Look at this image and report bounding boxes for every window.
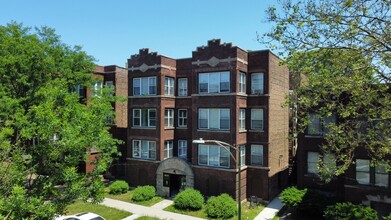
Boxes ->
[105,81,114,95]
[198,144,230,168]
[178,140,187,158]
[307,114,336,136]
[251,145,263,166]
[132,140,156,160]
[178,78,188,96]
[133,77,156,96]
[251,109,264,130]
[239,72,246,93]
[356,159,389,187]
[178,109,187,127]
[199,71,230,94]
[251,73,264,94]
[164,77,175,96]
[92,81,103,97]
[240,145,246,166]
[239,109,246,131]
[356,159,370,184]
[307,152,320,174]
[164,109,174,128]
[75,85,86,98]
[164,141,173,159]
[198,108,230,130]
[133,109,156,127]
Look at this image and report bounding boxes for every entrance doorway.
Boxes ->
[164,173,186,197]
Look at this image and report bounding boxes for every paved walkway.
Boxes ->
[254,196,284,220]
[103,196,284,220]
[102,198,204,220]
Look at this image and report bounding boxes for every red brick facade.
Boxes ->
[125,39,290,201]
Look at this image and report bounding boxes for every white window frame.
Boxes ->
[251,109,264,130]
[164,141,173,159]
[178,109,187,128]
[240,145,246,167]
[178,78,188,96]
[239,72,246,93]
[251,73,264,95]
[199,71,230,94]
[198,108,230,130]
[239,109,246,131]
[133,77,157,96]
[251,144,263,166]
[164,77,175,96]
[132,140,156,160]
[198,144,230,168]
[178,140,187,159]
[132,109,156,128]
[164,109,174,128]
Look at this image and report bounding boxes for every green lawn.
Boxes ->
[65,201,132,220]
[164,201,264,220]
[105,188,164,206]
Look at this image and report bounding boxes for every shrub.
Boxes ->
[279,186,307,208]
[108,180,129,195]
[205,193,237,219]
[173,188,204,210]
[324,202,378,220]
[298,190,336,217]
[132,185,156,202]
[384,213,391,220]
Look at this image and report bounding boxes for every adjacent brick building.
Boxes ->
[124,39,290,201]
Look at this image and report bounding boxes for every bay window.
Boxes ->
[164,141,173,159]
[251,109,264,130]
[164,109,174,128]
[164,77,174,96]
[198,108,230,130]
[199,71,230,94]
[133,109,156,127]
[133,77,156,96]
[178,109,187,127]
[178,78,188,96]
[239,72,246,93]
[239,109,246,131]
[251,73,264,94]
[198,144,230,168]
[251,144,263,166]
[178,140,187,158]
[132,140,156,160]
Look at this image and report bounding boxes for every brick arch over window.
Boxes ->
[156,158,194,197]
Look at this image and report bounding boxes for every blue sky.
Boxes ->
[0,0,276,66]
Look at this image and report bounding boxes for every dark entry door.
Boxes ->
[169,174,186,197]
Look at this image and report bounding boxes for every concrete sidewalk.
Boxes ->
[254,196,284,220]
[102,198,204,220]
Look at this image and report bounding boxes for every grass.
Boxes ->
[164,201,265,220]
[65,200,131,220]
[105,188,164,206]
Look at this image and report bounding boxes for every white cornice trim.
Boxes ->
[191,56,248,67]
[128,63,176,72]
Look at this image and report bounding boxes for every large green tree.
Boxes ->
[263,0,390,181]
[0,22,120,219]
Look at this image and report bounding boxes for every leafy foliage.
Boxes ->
[298,190,336,217]
[324,202,378,220]
[0,22,120,218]
[279,186,307,208]
[264,0,391,181]
[205,193,237,219]
[109,180,129,195]
[132,185,156,202]
[173,188,204,210]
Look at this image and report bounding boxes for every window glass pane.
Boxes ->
[199,109,208,129]
[133,140,140,157]
[199,145,208,165]
[133,109,140,126]
[220,72,230,92]
[251,145,263,165]
[149,109,156,127]
[209,146,219,166]
[307,152,319,174]
[251,73,264,94]
[178,78,188,96]
[308,114,321,135]
[375,163,389,187]
[356,159,370,172]
[149,141,156,159]
[178,140,187,158]
[149,77,156,95]
[251,109,264,130]
[239,109,246,130]
[209,109,219,129]
[209,73,219,93]
[199,73,208,93]
[141,141,148,159]
[220,109,230,129]
[240,145,246,166]
[141,78,149,95]
[220,147,230,167]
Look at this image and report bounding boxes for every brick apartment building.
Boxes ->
[295,103,391,214]
[123,39,290,201]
